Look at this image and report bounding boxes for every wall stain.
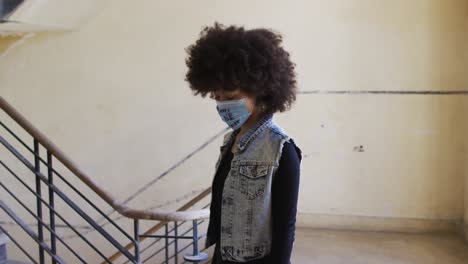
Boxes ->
[353,145,365,152]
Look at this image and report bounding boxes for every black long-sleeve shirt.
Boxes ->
[208,141,302,264]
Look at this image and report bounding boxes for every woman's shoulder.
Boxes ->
[267,121,289,140]
[268,122,302,155]
[281,139,302,162]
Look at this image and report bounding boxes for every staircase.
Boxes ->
[0,96,212,263]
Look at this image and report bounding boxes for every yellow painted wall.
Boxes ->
[1,0,468,260]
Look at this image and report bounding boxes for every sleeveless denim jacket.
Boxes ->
[206,113,299,262]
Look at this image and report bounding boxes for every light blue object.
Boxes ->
[216,98,252,130]
[183,252,209,262]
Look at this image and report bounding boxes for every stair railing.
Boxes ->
[0,96,212,264]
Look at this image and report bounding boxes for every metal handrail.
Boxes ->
[0,96,211,222]
[104,189,211,263]
[0,134,135,262]
[0,160,105,263]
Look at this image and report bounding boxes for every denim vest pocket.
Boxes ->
[238,164,269,200]
[221,243,269,262]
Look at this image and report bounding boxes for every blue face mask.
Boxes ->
[216,98,252,130]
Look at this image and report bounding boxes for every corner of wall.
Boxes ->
[464,97,468,243]
[465,58,468,244]
[464,223,468,242]
[0,32,35,61]
[465,129,468,243]
[463,215,468,242]
[465,80,468,244]
[0,36,20,53]
[463,6,468,242]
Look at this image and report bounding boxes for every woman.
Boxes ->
[185,23,302,264]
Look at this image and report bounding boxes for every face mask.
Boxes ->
[216,98,251,130]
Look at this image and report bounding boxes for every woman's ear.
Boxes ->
[246,97,258,114]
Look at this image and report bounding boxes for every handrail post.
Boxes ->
[192,220,198,260]
[183,220,208,263]
[174,221,178,264]
[47,151,57,264]
[34,139,45,264]
[134,219,141,264]
[165,223,169,263]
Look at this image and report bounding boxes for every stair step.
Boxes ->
[0,203,64,264]
[0,231,7,262]
[0,232,8,246]
[0,260,30,264]
[0,233,31,264]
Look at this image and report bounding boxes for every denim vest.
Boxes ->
[206,114,295,262]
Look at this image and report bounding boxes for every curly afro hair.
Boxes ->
[185,23,297,115]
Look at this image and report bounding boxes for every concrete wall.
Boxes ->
[1,0,468,260]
